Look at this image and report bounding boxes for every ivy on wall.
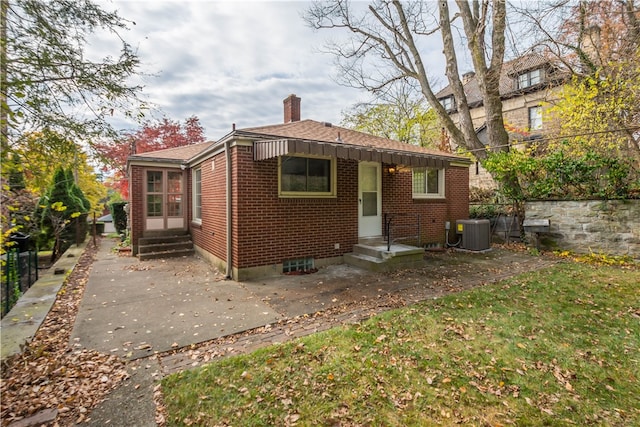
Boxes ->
[484,144,639,201]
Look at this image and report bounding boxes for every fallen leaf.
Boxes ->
[285,413,300,424]
[281,398,293,406]
[0,243,129,427]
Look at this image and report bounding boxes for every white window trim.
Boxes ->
[528,106,543,131]
[192,167,202,223]
[440,95,454,112]
[412,167,446,199]
[517,68,542,90]
[278,154,337,198]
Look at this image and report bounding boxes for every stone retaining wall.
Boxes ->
[524,200,640,259]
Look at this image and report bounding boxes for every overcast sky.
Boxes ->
[95,0,453,141]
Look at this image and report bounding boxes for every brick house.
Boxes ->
[127,95,471,280]
[437,53,568,189]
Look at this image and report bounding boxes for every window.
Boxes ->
[167,194,182,216]
[412,167,445,198]
[193,168,202,221]
[167,171,183,216]
[283,257,314,274]
[528,106,543,131]
[146,171,163,217]
[440,96,454,112]
[517,69,542,89]
[279,155,336,197]
[147,171,162,193]
[146,195,163,217]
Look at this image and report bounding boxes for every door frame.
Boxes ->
[143,168,186,232]
[358,161,382,238]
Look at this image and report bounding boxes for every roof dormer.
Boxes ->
[515,68,545,90]
[439,95,455,113]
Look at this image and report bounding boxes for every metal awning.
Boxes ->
[254,139,455,168]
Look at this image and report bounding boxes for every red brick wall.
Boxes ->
[227,147,469,269]
[131,147,470,267]
[381,165,469,246]
[445,166,471,228]
[191,152,228,262]
[232,146,359,269]
[129,165,144,252]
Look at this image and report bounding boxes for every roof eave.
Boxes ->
[254,138,470,167]
[127,157,184,167]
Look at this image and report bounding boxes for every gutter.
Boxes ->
[225,138,233,280]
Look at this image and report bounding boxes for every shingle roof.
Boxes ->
[130,141,215,162]
[239,119,459,159]
[435,53,566,105]
[129,118,467,166]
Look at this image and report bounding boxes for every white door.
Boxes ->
[358,162,382,238]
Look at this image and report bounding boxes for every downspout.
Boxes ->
[225,139,233,279]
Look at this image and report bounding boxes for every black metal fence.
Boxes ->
[1,249,39,318]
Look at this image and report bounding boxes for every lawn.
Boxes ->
[161,262,640,426]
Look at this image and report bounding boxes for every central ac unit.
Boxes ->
[456,219,491,251]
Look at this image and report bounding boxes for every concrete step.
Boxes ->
[353,243,425,259]
[138,234,192,246]
[138,248,195,261]
[138,241,194,254]
[344,253,387,272]
[353,243,386,259]
[137,233,195,261]
[345,242,425,272]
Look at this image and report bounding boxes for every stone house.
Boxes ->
[127,95,471,280]
[436,53,568,189]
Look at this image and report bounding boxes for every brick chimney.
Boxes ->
[283,94,301,123]
[462,71,475,84]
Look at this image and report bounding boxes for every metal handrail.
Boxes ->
[383,213,421,251]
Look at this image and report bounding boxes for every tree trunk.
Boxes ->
[304,0,524,200]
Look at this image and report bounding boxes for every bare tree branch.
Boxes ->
[305,0,511,162]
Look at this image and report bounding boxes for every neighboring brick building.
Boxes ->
[128,95,471,279]
[437,53,567,189]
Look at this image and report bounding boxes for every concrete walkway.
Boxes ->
[1,242,87,361]
[70,239,282,360]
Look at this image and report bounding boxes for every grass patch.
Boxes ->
[162,263,640,426]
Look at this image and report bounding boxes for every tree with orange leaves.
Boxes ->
[95,116,206,199]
